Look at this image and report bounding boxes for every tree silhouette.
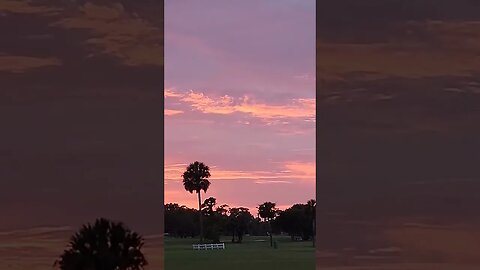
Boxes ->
[214,204,230,237]
[182,161,211,243]
[306,199,316,247]
[165,203,199,238]
[54,218,147,270]
[201,197,217,216]
[257,202,278,247]
[215,204,229,217]
[275,204,313,241]
[201,197,221,243]
[228,207,254,243]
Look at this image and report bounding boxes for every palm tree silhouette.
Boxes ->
[182,161,211,243]
[54,218,147,270]
[257,202,278,247]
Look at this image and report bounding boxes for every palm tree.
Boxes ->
[182,161,211,243]
[257,202,278,247]
[54,218,147,270]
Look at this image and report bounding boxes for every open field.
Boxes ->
[164,235,315,270]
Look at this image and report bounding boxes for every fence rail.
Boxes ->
[192,243,225,250]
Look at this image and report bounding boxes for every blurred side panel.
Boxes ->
[317,1,480,269]
[0,0,164,269]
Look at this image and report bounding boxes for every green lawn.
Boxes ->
[164,235,315,270]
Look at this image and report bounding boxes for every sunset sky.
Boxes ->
[164,0,316,210]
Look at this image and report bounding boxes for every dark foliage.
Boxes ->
[55,218,147,270]
[165,203,199,238]
[165,199,316,243]
[274,202,315,241]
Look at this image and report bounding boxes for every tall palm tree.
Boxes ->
[257,201,278,247]
[54,218,147,270]
[182,161,211,243]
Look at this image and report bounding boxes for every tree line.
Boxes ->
[165,197,316,244]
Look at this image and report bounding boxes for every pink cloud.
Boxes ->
[165,89,315,121]
[165,109,183,116]
[164,88,182,98]
[165,161,315,183]
[283,161,316,178]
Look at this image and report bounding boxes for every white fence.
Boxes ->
[192,243,225,250]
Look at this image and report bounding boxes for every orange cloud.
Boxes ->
[181,91,236,114]
[254,180,292,184]
[165,109,183,116]
[51,3,163,66]
[0,55,61,73]
[236,98,315,119]
[283,161,316,178]
[165,88,182,98]
[166,89,315,121]
[164,161,315,182]
[0,0,61,15]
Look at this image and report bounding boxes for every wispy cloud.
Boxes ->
[165,89,315,121]
[165,88,183,98]
[0,0,61,15]
[0,55,61,73]
[164,161,315,183]
[294,73,315,81]
[283,161,316,178]
[165,109,183,116]
[254,180,293,184]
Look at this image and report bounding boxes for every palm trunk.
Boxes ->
[198,191,203,243]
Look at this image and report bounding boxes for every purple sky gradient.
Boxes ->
[165,0,316,210]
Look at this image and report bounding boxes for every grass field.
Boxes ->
[164,235,315,270]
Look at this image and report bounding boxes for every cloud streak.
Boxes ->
[165,89,315,121]
[0,0,61,15]
[0,55,61,73]
[164,161,315,183]
[164,109,183,116]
